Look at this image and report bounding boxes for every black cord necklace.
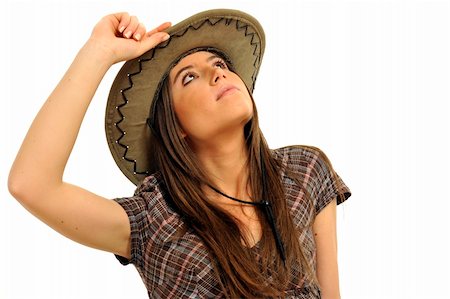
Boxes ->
[208,184,286,263]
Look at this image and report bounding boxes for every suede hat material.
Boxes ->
[105,9,265,185]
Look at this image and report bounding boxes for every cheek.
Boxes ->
[172,88,194,129]
[247,99,254,115]
[173,95,212,133]
[172,101,191,130]
[244,97,255,122]
[241,88,254,113]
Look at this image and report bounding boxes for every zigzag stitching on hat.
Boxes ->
[207,18,223,26]
[235,20,261,86]
[168,18,226,38]
[140,48,157,63]
[115,72,150,174]
[114,48,169,175]
[114,17,262,176]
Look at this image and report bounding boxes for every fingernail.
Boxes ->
[162,34,170,41]
[124,31,132,38]
[134,33,141,41]
[119,26,125,33]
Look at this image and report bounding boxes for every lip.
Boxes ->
[216,84,239,101]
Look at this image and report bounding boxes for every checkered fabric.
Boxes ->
[113,145,351,298]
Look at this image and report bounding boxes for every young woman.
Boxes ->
[8,9,350,298]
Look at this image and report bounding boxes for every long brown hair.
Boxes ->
[151,53,315,298]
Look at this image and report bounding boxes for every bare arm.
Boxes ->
[313,198,341,299]
[8,13,170,258]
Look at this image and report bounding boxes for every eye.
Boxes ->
[182,73,196,86]
[214,59,228,69]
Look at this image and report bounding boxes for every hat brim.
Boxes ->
[105,9,265,185]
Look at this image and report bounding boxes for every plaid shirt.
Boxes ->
[114,146,351,298]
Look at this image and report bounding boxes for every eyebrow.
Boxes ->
[172,54,221,85]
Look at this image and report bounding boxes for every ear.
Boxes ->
[180,129,187,138]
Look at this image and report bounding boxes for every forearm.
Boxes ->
[317,257,341,299]
[9,41,113,194]
[316,229,340,299]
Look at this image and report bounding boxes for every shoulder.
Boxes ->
[272,144,327,159]
[274,145,351,209]
[272,145,332,174]
[272,145,348,204]
[118,173,185,243]
[135,173,178,210]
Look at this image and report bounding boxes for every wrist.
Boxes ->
[80,39,117,69]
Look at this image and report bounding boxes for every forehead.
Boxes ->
[169,51,216,75]
[178,51,214,64]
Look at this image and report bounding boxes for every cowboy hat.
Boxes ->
[105,9,265,185]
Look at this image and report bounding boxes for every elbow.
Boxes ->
[8,169,46,204]
[8,170,29,203]
[8,167,61,204]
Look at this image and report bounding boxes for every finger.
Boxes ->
[140,31,170,51]
[146,22,172,37]
[116,12,131,34]
[133,22,146,41]
[155,21,172,31]
[123,15,139,39]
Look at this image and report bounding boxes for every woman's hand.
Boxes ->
[87,12,171,65]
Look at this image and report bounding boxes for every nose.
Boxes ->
[211,67,226,85]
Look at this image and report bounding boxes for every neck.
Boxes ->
[190,130,250,200]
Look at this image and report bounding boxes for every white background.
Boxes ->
[2,0,449,298]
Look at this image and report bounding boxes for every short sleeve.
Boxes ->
[311,148,351,215]
[113,194,148,268]
[112,176,159,268]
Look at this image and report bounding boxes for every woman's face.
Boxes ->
[168,51,253,144]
